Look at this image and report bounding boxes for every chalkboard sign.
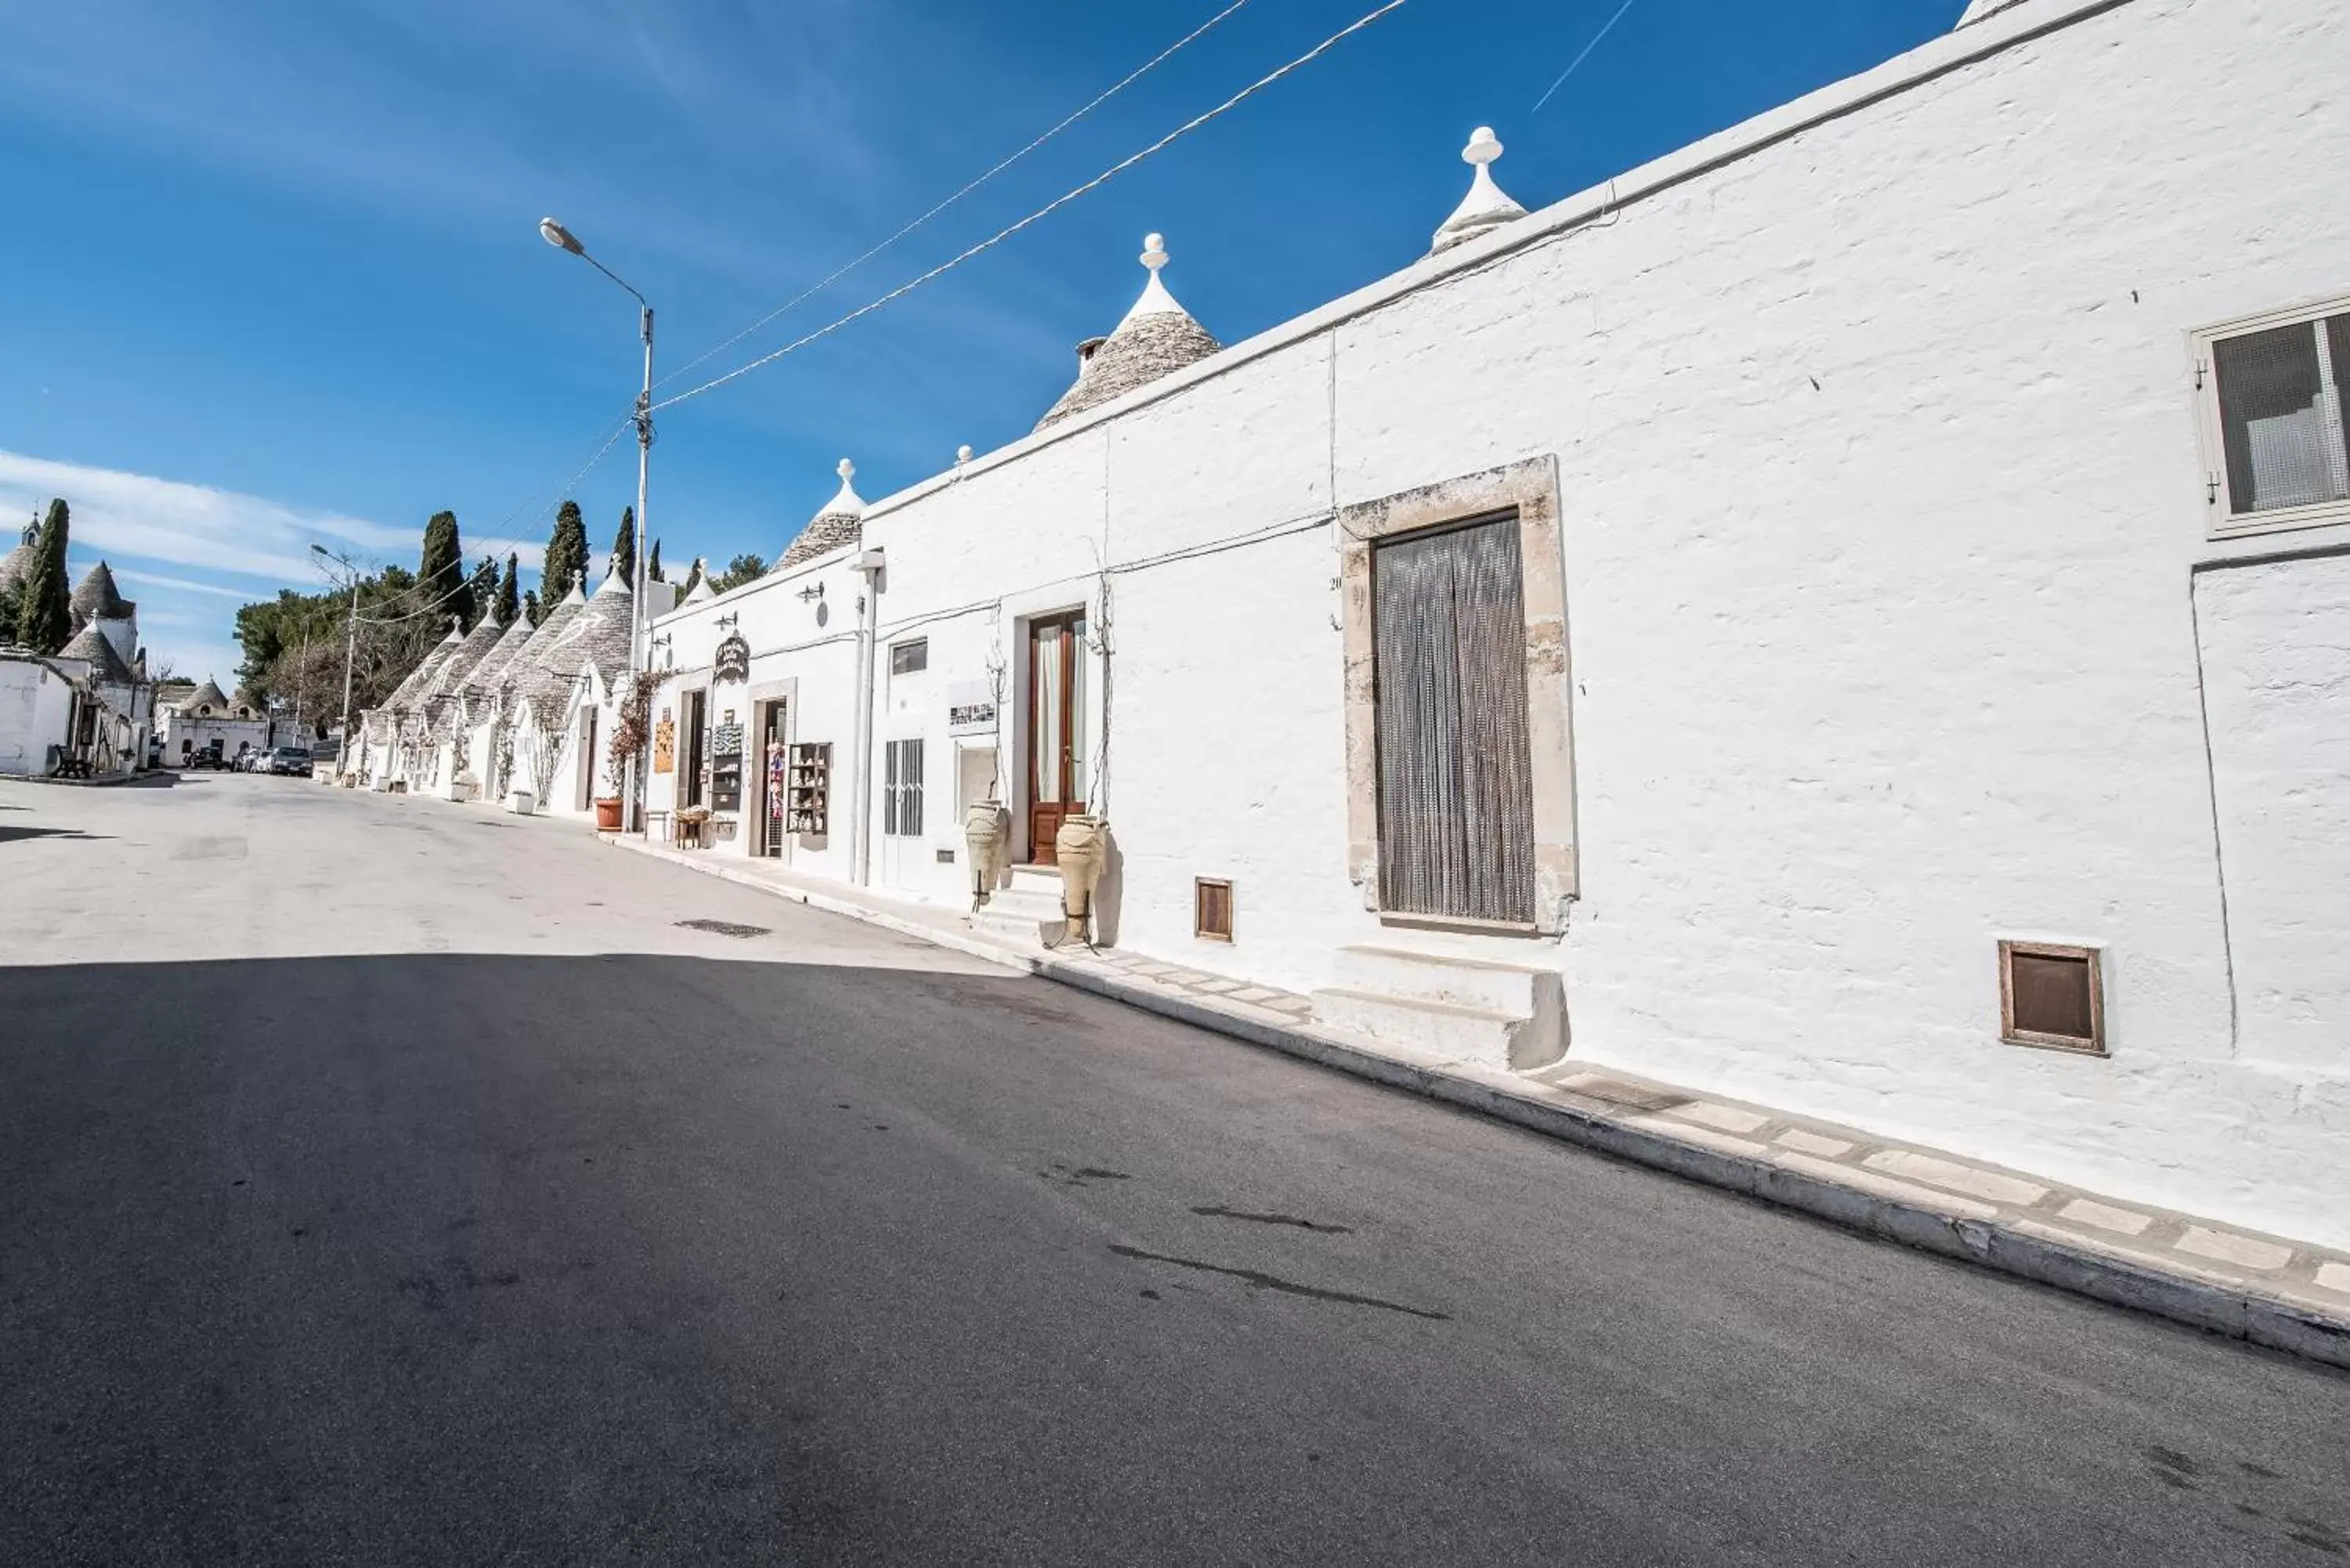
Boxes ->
[713,722,744,758]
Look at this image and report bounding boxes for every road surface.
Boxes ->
[2,774,2345,1564]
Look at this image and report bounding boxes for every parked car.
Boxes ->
[183,749,226,771]
[267,746,313,777]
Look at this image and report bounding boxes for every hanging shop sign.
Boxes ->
[947,679,998,736]
[714,632,751,683]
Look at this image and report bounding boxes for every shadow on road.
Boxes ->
[0,825,111,845]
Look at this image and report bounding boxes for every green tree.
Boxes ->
[541,500,590,605]
[710,552,765,594]
[496,553,520,627]
[611,505,637,590]
[523,588,543,626]
[15,498,72,652]
[646,538,663,583]
[678,557,704,596]
[465,556,499,628]
[419,511,466,623]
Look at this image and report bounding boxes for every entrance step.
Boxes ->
[1314,945,1566,1071]
[969,865,1069,946]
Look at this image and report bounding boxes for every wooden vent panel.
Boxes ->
[1999,941,2104,1055]
[1195,878,1234,942]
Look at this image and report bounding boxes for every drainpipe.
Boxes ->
[849,547,887,886]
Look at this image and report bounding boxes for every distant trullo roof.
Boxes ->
[775,460,865,573]
[512,565,633,722]
[60,621,135,685]
[1033,233,1220,432]
[179,678,232,714]
[70,560,135,624]
[463,608,540,698]
[0,519,36,598]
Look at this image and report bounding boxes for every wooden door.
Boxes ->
[1025,612,1087,863]
[1372,515,1537,924]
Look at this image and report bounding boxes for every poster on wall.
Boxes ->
[652,711,675,775]
[947,679,998,736]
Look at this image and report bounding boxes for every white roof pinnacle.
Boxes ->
[1431,126,1528,255]
[817,457,865,520]
[1115,232,1187,330]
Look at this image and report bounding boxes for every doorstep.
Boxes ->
[606,833,2350,1370]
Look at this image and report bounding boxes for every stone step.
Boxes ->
[1334,944,1560,1016]
[1311,987,1546,1071]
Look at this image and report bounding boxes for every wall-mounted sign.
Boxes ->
[947,679,998,736]
[714,632,751,683]
[652,714,675,775]
[712,722,744,758]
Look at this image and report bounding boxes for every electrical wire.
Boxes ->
[1532,0,1641,112]
[656,0,1255,393]
[652,0,1412,413]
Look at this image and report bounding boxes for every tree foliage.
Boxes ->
[496,554,520,627]
[419,511,467,624]
[541,500,591,606]
[233,562,440,729]
[646,538,663,583]
[523,588,543,627]
[465,556,499,630]
[15,497,74,652]
[710,552,765,594]
[611,505,637,591]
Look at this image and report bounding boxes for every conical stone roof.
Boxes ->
[380,623,465,716]
[514,568,633,722]
[70,561,134,623]
[1034,233,1220,432]
[60,622,135,685]
[418,614,507,737]
[465,609,540,697]
[0,524,35,598]
[179,678,232,714]
[776,460,866,572]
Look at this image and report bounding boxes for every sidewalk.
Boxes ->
[607,833,2350,1370]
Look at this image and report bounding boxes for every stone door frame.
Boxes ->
[1338,453,1577,934]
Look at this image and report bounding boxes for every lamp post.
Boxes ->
[310,543,361,771]
[540,216,655,833]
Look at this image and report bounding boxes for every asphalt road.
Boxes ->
[2,774,2345,1566]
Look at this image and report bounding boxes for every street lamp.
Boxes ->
[311,543,361,771]
[540,215,655,833]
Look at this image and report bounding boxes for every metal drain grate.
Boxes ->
[676,918,772,939]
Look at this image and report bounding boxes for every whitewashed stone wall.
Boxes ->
[644,0,2350,1246]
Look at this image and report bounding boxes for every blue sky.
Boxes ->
[0,0,1965,686]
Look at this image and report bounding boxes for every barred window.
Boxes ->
[884,738,924,837]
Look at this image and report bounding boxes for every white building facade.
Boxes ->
[597,0,2350,1248]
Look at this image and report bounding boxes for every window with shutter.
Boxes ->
[1372,514,1538,926]
[2194,296,2350,537]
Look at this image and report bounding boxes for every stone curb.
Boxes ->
[605,834,2350,1372]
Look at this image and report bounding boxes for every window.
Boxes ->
[1195,878,1234,941]
[884,738,924,837]
[2193,296,2350,537]
[1998,940,2105,1057]
[889,638,928,677]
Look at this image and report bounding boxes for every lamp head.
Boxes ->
[538,218,583,255]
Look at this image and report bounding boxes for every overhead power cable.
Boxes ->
[653,0,1412,413]
[656,0,1255,393]
[1532,0,1640,112]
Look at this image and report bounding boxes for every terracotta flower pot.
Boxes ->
[594,797,624,831]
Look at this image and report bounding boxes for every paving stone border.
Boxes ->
[607,831,2350,1370]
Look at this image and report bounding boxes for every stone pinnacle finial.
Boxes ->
[1430,125,1528,255]
[837,457,855,484]
[1141,233,1168,272]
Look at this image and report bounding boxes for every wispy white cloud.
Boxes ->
[0,449,402,583]
[111,569,256,601]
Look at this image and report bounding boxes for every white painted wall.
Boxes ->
[0,659,76,775]
[634,0,2350,1245]
[2196,553,2350,1076]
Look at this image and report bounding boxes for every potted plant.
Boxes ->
[596,671,656,832]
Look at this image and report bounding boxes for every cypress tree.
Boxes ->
[465,557,499,627]
[523,588,543,627]
[15,498,72,652]
[679,557,704,596]
[542,500,590,604]
[419,511,466,622]
[497,553,520,627]
[611,505,637,589]
[647,538,663,583]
